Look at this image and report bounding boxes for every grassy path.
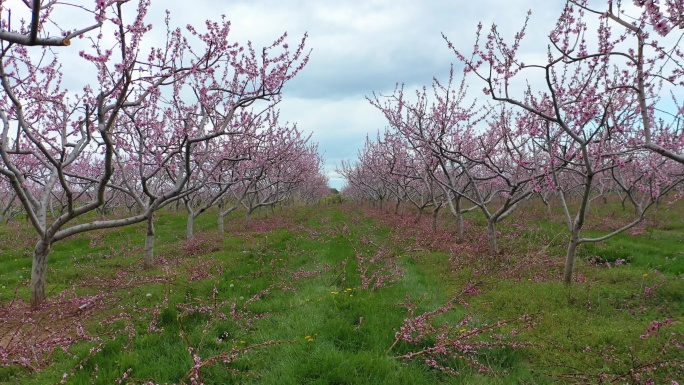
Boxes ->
[0,204,682,384]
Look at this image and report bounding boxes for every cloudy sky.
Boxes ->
[5,0,619,188]
[161,0,569,189]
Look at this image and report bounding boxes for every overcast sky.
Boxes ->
[158,0,568,189]
[5,0,623,188]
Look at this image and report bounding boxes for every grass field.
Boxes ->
[0,199,682,384]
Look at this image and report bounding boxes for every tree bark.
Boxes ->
[218,213,225,236]
[456,211,464,242]
[487,220,498,255]
[431,205,440,232]
[454,196,464,242]
[564,229,581,284]
[414,207,424,223]
[541,192,552,218]
[186,214,194,239]
[144,215,155,269]
[30,240,50,309]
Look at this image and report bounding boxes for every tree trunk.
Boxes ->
[563,230,581,284]
[0,193,16,223]
[414,207,424,223]
[563,172,592,283]
[454,196,464,242]
[541,193,552,218]
[144,215,155,269]
[218,213,225,236]
[186,214,194,239]
[30,240,51,309]
[394,197,400,214]
[432,206,440,232]
[456,211,464,242]
[487,220,497,255]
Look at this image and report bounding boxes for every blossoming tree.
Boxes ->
[0,0,308,307]
[446,0,684,281]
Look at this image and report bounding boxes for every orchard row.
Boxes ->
[0,1,328,308]
[340,1,684,283]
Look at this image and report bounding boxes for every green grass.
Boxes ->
[0,201,682,384]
